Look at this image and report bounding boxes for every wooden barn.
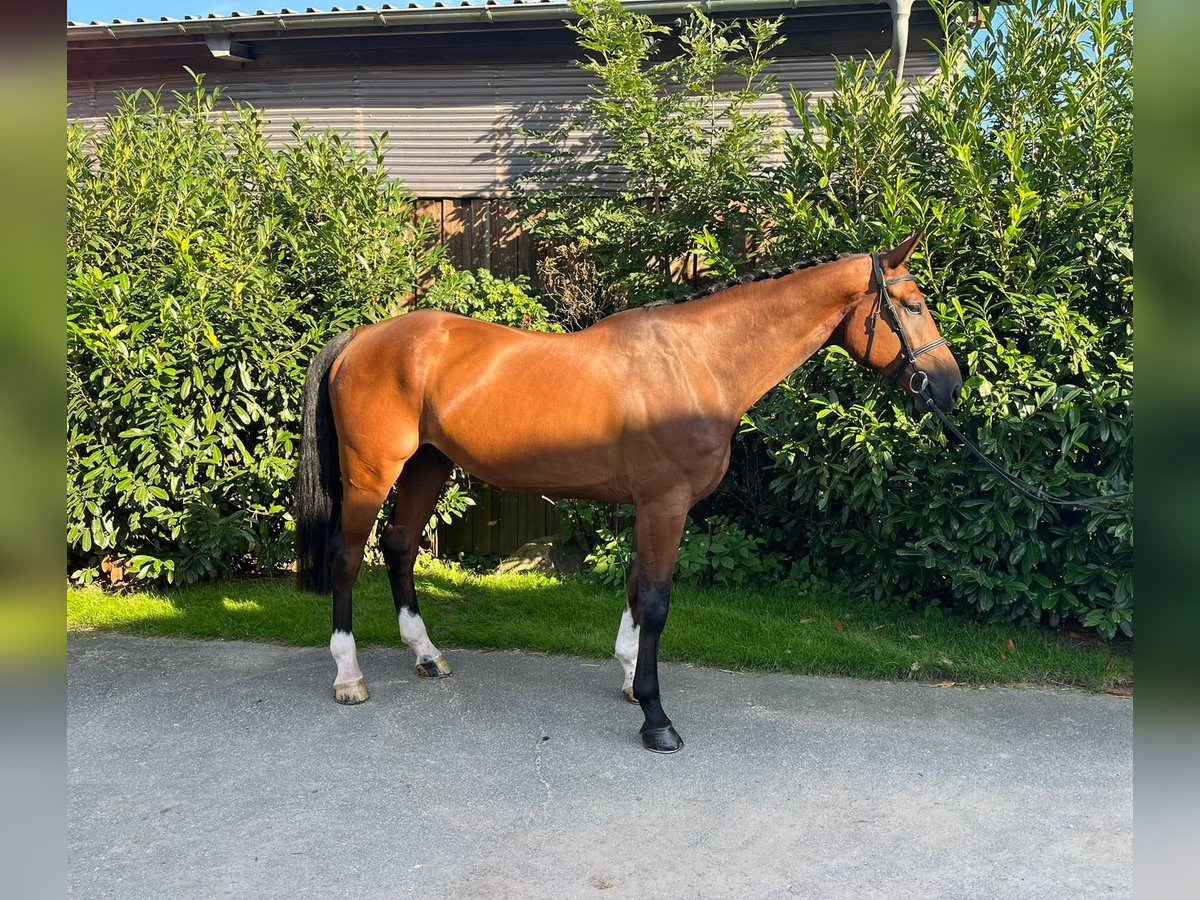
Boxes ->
[68,1,947,558]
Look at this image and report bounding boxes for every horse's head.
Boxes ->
[838,233,963,412]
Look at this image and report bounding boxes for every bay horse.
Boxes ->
[294,233,962,753]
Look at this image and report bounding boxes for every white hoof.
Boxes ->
[416,655,453,678]
[622,686,639,705]
[333,677,369,704]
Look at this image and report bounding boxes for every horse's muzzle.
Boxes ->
[912,364,963,413]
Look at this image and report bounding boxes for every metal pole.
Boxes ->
[889,0,915,79]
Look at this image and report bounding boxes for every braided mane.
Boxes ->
[678,252,862,304]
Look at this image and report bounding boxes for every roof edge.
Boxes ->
[67,1,884,41]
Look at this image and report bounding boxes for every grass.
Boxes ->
[67,558,1132,693]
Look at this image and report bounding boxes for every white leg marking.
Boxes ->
[330,630,363,687]
[615,607,640,696]
[399,608,442,665]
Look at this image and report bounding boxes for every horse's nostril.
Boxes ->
[951,384,962,405]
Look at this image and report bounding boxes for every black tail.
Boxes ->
[295,329,356,594]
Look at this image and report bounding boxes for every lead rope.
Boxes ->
[911,374,1132,513]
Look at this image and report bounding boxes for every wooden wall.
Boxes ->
[413,197,557,558]
[411,195,718,298]
[414,197,533,282]
[434,483,561,560]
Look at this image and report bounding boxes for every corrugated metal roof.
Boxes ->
[67,2,882,35]
[67,2,549,25]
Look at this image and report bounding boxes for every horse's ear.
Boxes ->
[883,231,923,269]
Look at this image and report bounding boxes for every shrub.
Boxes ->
[68,81,444,585]
[747,0,1133,635]
[417,261,561,331]
[534,0,1132,636]
[521,0,784,303]
[586,515,787,588]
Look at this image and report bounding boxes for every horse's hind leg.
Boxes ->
[330,450,411,704]
[615,535,640,704]
[379,445,455,678]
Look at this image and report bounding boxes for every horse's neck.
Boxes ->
[682,260,861,417]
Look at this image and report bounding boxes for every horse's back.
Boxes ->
[327,310,622,495]
[331,309,555,396]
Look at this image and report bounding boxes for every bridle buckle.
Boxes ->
[909,370,930,397]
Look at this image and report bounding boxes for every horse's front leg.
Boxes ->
[630,501,688,753]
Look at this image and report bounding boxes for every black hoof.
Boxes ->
[640,724,683,753]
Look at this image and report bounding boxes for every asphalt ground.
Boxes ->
[67,633,1132,899]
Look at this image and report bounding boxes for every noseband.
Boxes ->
[864,252,948,391]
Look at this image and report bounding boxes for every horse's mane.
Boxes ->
[677,252,863,304]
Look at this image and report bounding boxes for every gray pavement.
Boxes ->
[67,633,1132,899]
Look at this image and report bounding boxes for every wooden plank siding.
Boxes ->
[411,196,538,281]
[437,483,561,559]
[410,196,756,297]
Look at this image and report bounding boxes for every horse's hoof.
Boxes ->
[640,725,683,753]
[622,686,639,705]
[333,678,369,705]
[416,655,453,678]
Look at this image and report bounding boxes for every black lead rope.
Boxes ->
[919,388,1132,513]
[867,253,1132,514]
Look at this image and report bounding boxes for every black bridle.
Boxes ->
[865,252,948,390]
[866,252,1131,513]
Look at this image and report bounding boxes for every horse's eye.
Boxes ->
[904,302,923,315]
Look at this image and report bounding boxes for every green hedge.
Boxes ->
[745,1,1132,636]
[67,82,445,585]
[528,0,1132,636]
[67,3,1134,638]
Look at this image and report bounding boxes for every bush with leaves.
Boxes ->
[531,0,1132,636]
[521,0,784,304]
[586,515,787,588]
[525,0,790,553]
[417,261,561,331]
[744,0,1133,635]
[67,81,449,585]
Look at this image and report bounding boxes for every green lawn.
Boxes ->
[67,558,1131,692]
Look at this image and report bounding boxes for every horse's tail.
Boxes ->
[295,329,357,595]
